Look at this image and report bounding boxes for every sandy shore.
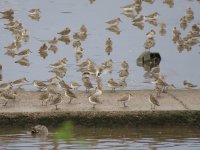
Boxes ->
[0,89,200,127]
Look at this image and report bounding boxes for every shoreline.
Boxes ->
[0,89,200,127]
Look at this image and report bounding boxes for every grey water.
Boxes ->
[1,127,200,150]
[0,0,200,91]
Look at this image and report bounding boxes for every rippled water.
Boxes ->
[0,0,200,90]
[0,127,200,149]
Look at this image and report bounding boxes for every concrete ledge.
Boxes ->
[1,111,200,127]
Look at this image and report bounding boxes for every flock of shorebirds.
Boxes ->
[0,0,199,110]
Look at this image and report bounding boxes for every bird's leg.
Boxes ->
[123,102,127,107]
[45,100,48,106]
[42,100,44,106]
[93,104,95,109]
[68,98,72,104]
[55,105,58,110]
[3,100,8,106]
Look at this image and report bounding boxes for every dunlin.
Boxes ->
[106,18,121,26]
[102,59,113,68]
[15,57,30,67]
[70,81,81,90]
[93,86,103,97]
[119,69,129,79]
[118,93,133,107]
[29,9,41,15]
[49,68,66,78]
[64,88,77,104]
[0,90,17,106]
[40,91,49,106]
[33,80,47,91]
[82,77,93,92]
[59,80,72,90]
[149,94,160,110]
[0,82,12,91]
[50,93,62,110]
[88,95,101,109]
[73,40,81,48]
[48,37,58,45]
[151,66,160,74]
[145,12,159,21]
[105,38,113,47]
[173,27,181,36]
[77,59,91,68]
[144,38,155,50]
[107,78,118,91]
[121,61,129,70]
[57,27,71,36]
[46,76,59,85]
[118,79,127,89]
[121,3,134,12]
[146,29,156,39]
[49,60,67,69]
[16,49,32,57]
[4,40,21,49]
[12,77,28,88]
[186,7,194,16]
[80,25,87,33]
[0,9,14,17]
[132,15,145,23]
[183,80,197,89]
[121,11,136,19]
[75,46,84,54]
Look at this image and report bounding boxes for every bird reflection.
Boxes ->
[132,22,144,30]
[28,10,41,21]
[0,9,14,21]
[4,49,16,58]
[89,0,96,4]
[106,25,120,35]
[30,13,40,20]
[38,43,48,59]
[75,53,83,63]
[163,0,174,8]
[48,45,58,54]
[15,57,30,67]
[58,36,70,45]
[159,22,167,36]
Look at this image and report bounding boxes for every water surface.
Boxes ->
[0,0,199,90]
[0,127,200,149]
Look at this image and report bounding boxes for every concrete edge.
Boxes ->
[1,110,200,127]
